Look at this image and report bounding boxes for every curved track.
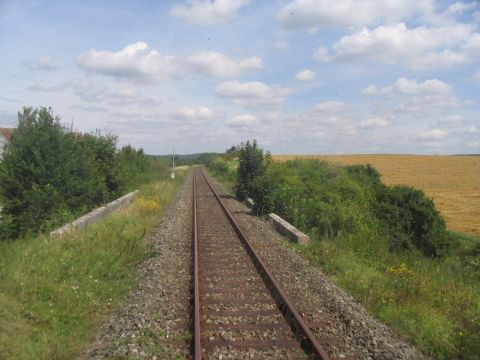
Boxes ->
[192,168,331,359]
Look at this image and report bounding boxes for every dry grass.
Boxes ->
[273,155,480,236]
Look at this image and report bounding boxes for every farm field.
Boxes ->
[273,155,480,236]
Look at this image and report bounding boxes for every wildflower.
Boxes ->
[387,262,412,275]
[138,196,159,214]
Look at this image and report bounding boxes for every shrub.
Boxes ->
[117,145,153,192]
[377,186,449,257]
[234,140,269,200]
[235,144,450,258]
[0,107,154,240]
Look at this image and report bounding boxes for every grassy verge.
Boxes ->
[206,160,237,194]
[0,171,186,359]
[292,231,480,359]
[209,171,480,359]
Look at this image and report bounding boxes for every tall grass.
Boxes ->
[0,172,185,359]
[296,230,480,359]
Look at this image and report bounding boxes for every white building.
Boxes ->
[0,128,13,156]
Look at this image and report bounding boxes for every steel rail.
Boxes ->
[193,171,201,360]
[199,168,330,360]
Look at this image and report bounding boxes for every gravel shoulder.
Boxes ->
[209,174,427,360]
[83,171,193,359]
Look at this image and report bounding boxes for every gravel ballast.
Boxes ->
[84,172,193,359]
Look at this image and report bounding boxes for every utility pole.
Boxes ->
[171,149,175,180]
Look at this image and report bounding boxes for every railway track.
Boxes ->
[192,168,331,359]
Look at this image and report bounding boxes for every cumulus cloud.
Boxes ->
[28,77,157,106]
[216,81,294,107]
[385,77,451,95]
[188,51,263,77]
[358,78,469,148]
[417,128,447,139]
[279,0,435,30]
[170,0,250,26]
[295,69,316,82]
[363,78,453,99]
[316,23,477,69]
[362,85,378,95]
[174,106,220,122]
[360,117,389,128]
[24,56,57,71]
[77,42,178,80]
[314,100,345,112]
[227,114,256,126]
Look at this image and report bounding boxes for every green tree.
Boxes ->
[0,107,127,240]
[234,140,268,200]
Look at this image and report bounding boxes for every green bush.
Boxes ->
[0,107,155,240]
[245,155,449,258]
[377,185,449,257]
[234,140,269,200]
[117,145,154,192]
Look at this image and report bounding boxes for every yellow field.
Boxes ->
[273,155,480,236]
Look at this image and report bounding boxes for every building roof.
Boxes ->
[0,128,14,141]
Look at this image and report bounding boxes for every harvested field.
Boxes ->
[273,155,480,236]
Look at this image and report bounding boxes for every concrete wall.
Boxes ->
[267,213,310,245]
[50,190,139,238]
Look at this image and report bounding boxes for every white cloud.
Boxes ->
[386,77,451,95]
[28,77,157,106]
[313,47,330,61]
[467,126,480,135]
[112,87,139,99]
[28,81,66,92]
[174,106,220,121]
[295,69,316,82]
[444,2,477,16]
[216,81,294,107]
[306,131,327,139]
[314,100,345,112]
[417,128,447,139]
[188,51,263,77]
[24,56,57,70]
[462,32,480,58]
[438,114,463,126]
[279,0,435,30]
[77,42,178,80]
[70,104,109,113]
[362,85,378,95]
[364,78,455,110]
[317,23,477,69]
[170,0,250,26]
[360,117,389,128]
[227,114,256,126]
[361,77,466,145]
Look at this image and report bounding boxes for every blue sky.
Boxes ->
[0,0,479,154]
